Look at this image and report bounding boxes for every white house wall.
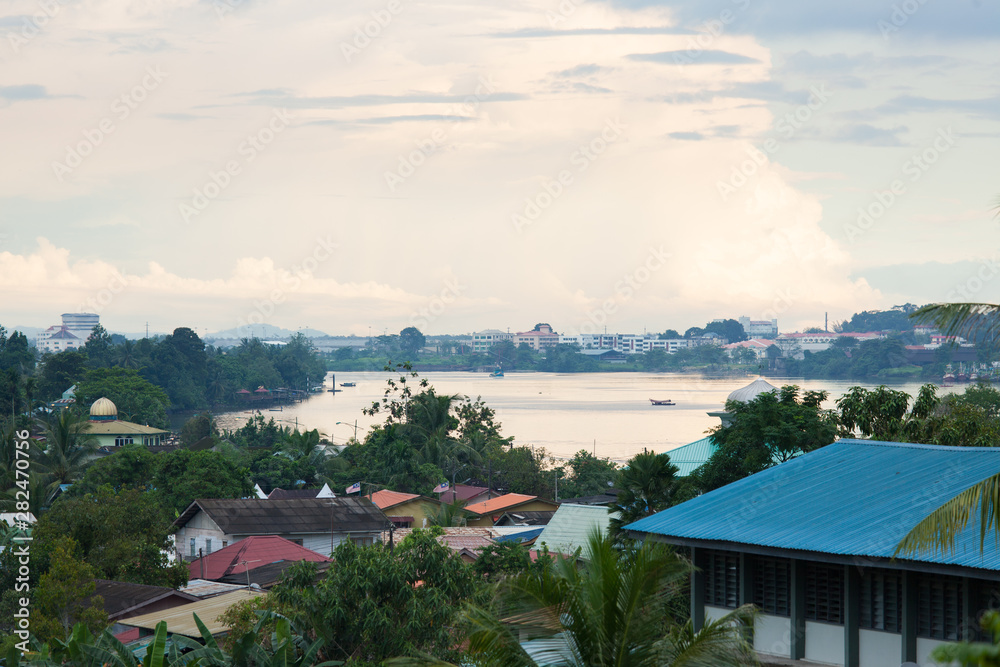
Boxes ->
[754,614,792,658]
[704,605,731,623]
[916,638,951,666]
[859,629,902,667]
[804,622,844,665]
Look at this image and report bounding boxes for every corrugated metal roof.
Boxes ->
[186,536,330,580]
[121,589,263,637]
[664,437,717,476]
[536,504,617,555]
[496,527,545,543]
[626,439,1000,570]
[177,579,248,598]
[466,493,544,515]
[175,498,389,535]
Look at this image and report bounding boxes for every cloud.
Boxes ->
[876,94,1000,119]
[668,131,705,140]
[627,50,760,65]
[0,85,49,102]
[555,64,609,78]
[492,26,693,38]
[832,124,908,146]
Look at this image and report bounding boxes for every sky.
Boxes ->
[1,0,999,338]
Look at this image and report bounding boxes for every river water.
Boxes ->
[214,371,959,463]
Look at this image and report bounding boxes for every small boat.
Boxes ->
[649,399,676,406]
[490,365,504,378]
[340,382,356,387]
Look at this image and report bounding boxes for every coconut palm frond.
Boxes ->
[895,472,1000,557]
[910,303,1000,341]
[656,605,759,667]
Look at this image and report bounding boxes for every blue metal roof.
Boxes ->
[665,437,717,476]
[626,439,1000,571]
[496,527,545,543]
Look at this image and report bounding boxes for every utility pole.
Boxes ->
[554,470,559,503]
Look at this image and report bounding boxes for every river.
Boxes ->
[213,371,961,463]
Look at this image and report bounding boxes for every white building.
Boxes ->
[36,313,99,354]
[776,332,885,360]
[738,316,778,338]
[471,329,514,353]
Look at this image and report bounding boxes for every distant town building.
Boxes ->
[776,331,885,360]
[36,312,99,353]
[471,329,514,353]
[737,316,778,338]
[85,397,169,447]
[722,338,773,360]
[514,323,560,351]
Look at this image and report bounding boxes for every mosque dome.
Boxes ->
[89,397,118,421]
[727,378,778,404]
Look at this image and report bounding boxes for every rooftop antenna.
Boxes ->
[239,559,261,591]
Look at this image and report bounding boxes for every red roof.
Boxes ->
[186,535,330,580]
[114,627,142,644]
[368,489,421,510]
[439,484,491,504]
[466,493,547,516]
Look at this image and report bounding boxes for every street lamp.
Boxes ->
[336,420,360,440]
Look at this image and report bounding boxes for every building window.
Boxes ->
[205,538,213,554]
[222,541,228,549]
[806,564,844,624]
[754,557,791,617]
[704,551,739,609]
[190,538,196,557]
[114,436,134,446]
[917,574,964,641]
[860,570,902,633]
[351,536,374,547]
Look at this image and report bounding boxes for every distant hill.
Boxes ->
[206,324,329,340]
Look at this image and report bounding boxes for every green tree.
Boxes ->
[558,450,617,499]
[270,529,485,665]
[33,410,99,502]
[399,327,426,359]
[36,351,89,402]
[74,367,170,428]
[703,318,747,343]
[151,449,253,514]
[610,450,681,538]
[82,324,114,368]
[927,609,1000,666]
[412,530,758,667]
[696,386,837,491]
[31,537,109,644]
[180,413,217,446]
[64,444,158,497]
[34,486,188,587]
[471,540,552,582]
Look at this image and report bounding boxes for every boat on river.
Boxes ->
[649,399,676,406]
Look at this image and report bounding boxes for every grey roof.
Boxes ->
[93,579,199,620]
[558,492,619,506]
[536,504,618,555]
[175,498,389,535]
[496,510,556,526]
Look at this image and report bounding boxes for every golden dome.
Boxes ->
[89,397,118,421]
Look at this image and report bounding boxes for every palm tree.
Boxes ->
[896,302,1000,555]
[115,339,140,369]
[32,410,98,503]
[389,530,758,667]
[610,450,681,539]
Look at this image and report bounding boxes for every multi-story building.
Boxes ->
[514,323,560,351]
[776,332,886,360]
[738,316,779,338]
[36,313,100,354]
[471,329,514,353]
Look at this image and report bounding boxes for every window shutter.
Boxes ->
[806,564,844,624]
[754,557,791,617]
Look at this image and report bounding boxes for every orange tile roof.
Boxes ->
[465,493,540,515]
[368,489,421,510]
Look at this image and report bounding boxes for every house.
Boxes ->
[723,338,773,361]
[535,503,617,556]
[367,489,444,529]
[178,579,248,599]
[464,493,559,527]
[438,483,495,505]
[185,535,331,581]
[388,526,497,560]
[93,580,199,623]
[173,497,389,558]
[626,439,1000,667]
[267,483,335,499]
[83,397,170,448]
[121,589,263,638]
